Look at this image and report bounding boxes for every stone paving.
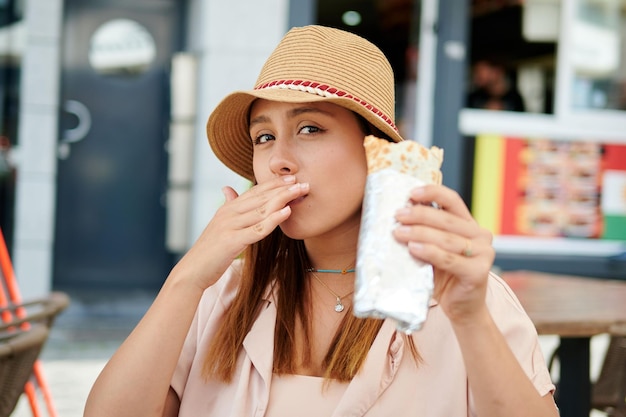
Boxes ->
[9,290,610,417]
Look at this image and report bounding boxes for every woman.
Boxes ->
[85,25,558,416]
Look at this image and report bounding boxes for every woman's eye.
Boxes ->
[253,133,274,145]
[299,125,321,134]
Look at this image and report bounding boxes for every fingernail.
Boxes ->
[282,175,296,183]
[411,186,426,197]
[408,241,423,251]
[396,225,411,235]
[395,207,411,217]
[290,182,309,191]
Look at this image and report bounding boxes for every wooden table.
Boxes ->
[502,271,626,417]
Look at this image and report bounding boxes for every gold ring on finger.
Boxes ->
[462,239,473,257]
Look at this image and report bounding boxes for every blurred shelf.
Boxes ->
[459,108,626,142]
[494,235,626,257]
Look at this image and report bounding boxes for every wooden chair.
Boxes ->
[0,292,70,417]
[0,324,49,417]
[592,336,626,417]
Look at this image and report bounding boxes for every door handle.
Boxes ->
[59,99,92,159]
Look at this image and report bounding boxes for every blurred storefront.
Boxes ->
[462,0,626,277]
[2,0,626,298]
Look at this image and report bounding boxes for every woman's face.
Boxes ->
[250,99,368,241]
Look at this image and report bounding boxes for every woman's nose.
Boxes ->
[268,139,298,175]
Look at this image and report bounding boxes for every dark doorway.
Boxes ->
[0,0,22,255]
[54,0,182,290]
[315,0,421,140]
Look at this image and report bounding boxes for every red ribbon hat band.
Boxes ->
[207,25,403,181]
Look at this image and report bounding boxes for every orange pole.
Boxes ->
[0,276,11,322]
[23,381,44,417]
[0,228,23,304]
[34,361,59,417]
[0,229,16,320]
[0,228,27,321]
[0,228,58,417]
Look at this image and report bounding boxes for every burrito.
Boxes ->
[354,135,444,333]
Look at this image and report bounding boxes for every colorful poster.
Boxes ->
[472,135,626,240]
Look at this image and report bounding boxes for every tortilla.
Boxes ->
[363,135,443,184]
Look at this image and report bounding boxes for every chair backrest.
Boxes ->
[0,291,70,417]
[592,336,626,417]
[0,324,49,417]
[0,292,70,330]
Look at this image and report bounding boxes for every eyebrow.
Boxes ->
[288,106,335,119]
[249,106,336,129]
[249,115,270,128]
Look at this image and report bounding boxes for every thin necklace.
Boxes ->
[309,271,354,313]
[306,267,355,274]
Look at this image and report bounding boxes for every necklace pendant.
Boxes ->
[334,297,344,313]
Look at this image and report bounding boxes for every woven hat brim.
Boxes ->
[207,88,404,181]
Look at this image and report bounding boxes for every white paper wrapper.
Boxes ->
[354,169,434,333]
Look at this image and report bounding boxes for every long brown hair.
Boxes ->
[202,227,390,382]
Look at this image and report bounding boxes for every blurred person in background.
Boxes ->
[467,59,525,112]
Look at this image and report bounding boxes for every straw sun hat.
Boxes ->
[207,25,403,181]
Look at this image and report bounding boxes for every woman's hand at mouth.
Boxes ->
[171,175,309,290]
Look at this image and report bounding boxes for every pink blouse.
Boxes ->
[265,374,348,416]
[171,261,555,416]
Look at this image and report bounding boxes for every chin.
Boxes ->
[278,213,321,240]
[278,223,307,240]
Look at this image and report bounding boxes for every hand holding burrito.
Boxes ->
[354,136,444,333]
